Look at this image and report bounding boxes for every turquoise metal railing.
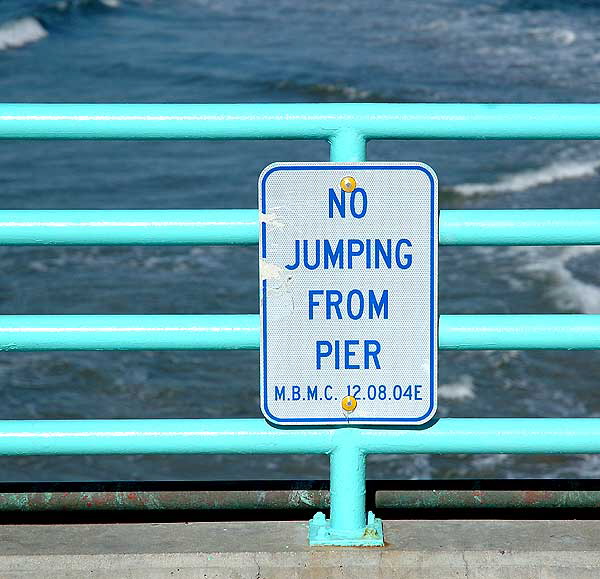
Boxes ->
[1,209,600,245]
[1,103,600,545]
[1,314,600,350]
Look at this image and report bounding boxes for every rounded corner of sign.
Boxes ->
[259,163,288,185]
[413,401,438,426]
[260,400,285,425]
[263,416,288,427]
[411,162,438,186]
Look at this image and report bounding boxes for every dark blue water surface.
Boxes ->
[1,0,600,481]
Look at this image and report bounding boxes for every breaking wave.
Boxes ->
[438,375,476,401]
[273,80,390,102]
[0,0,121,51]
[272,80,433,103]
[528,27,577,46]
[520,245,600,314]
[0,17,47,51]
[53,0,121,11]
[451,158,600,196]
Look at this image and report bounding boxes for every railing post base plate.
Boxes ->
[308,511,384,547]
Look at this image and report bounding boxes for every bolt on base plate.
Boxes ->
[308,511,384,546]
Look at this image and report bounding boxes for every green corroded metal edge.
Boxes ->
[308,511,384,547]
[3,482,600,512]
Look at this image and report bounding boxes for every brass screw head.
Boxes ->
[340,176,356,193]
[341,395,357,413]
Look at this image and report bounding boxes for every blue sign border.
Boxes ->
[260,164,437,424]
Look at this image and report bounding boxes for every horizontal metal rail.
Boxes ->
[0,488,330,524]
[375,487,600,511]
[0,209,599,245]
[1,418,599,455]
[3,103,600,140]
[0,210,257,245]
[0,314,598,351]
[440,209,600,245]
[2,481,599,513]
[0,315,259,351]
[0,210,258,245]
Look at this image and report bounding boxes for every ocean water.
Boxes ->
[1,0,600,482]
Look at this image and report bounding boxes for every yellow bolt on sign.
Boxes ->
[341,395,357,413]
[340,176,357,193]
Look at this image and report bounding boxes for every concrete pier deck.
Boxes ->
[1,519,600,577]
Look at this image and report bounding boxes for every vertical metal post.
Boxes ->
[329,443,366,533]
[308,440,383,546]
[308,133,383,545]
[329,130,367,162]
[329,128,368,533]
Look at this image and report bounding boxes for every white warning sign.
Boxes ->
[259,162,438,425]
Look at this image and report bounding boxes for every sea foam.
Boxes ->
[438,375,476,401]
[452,158,600,196]
[520,245,600,314]
[0,17,48,51]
